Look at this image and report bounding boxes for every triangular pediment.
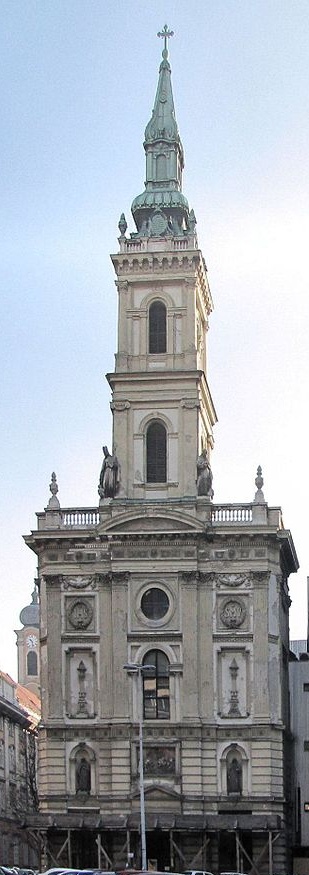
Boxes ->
[132,783,180,801]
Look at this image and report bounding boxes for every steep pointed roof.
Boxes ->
[131,26,192,239]
[144,29,182,149]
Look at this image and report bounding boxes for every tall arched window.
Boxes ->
[149,301,167,353]
[27,651,38,676]
[143,649,170,720]
[146,421,167,483]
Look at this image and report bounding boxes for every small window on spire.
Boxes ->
[149,301,166,353]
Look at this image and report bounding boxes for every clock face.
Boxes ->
[26,634,38,648]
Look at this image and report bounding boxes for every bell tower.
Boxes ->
[108,29,217,500]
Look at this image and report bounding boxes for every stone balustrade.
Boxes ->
[119,236,197,254]
[36,502,284,531]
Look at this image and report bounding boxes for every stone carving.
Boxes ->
[227,757,242,794]
[63,576,96,590]
[68,600,93,630]
[217,573,248,588]
[47,471,60,509]
[76,756,91,794]
[143,746,175,776]
[220,599,246,628]
[196,449,214,499]
[98,446,120,499]
[180,399,200,409]
[76,660,89,717]
[110,401,130,411]
[228,658,241,716]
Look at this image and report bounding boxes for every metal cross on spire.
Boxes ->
[157,24,174,59]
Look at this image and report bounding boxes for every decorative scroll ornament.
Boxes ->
[63,576,95,590]
[220,599,246,629]
[217,573,248,588]
[68,600,93,630]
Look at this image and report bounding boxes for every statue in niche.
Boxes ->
[76,756,91,794]
[196,448,214,498]
[98,446,120,499]
[227,757,242,795]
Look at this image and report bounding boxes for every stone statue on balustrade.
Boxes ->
[196,448,214,499]
[98,445,120,499]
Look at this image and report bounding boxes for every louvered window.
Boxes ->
[149,301,167,353]
[27,651,38,676]
[146,421,167,483]
[143,649,170,720]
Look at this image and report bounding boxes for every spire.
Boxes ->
[131,26,191,239]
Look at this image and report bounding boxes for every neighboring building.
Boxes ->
[15,586,40,696]
[0,670,40,867]
[24,32,298,875]
[289,581,309,873]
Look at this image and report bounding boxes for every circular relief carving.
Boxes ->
[68,600,93,630]
[151,211,168,236]
[220,599,246,628]
[141,587,169,620]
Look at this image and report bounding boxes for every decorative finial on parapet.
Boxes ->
[157,24,174,60]
[118,213,127,239]
[253,465,265,504]
[48,471,60,509]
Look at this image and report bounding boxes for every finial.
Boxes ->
[253,465,265,504]
[157,24,174,60]
[118,213,127,238]
[48,471,60,509]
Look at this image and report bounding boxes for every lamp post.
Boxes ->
[124,662,155,871]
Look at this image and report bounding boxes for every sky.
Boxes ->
[1,0,309,679]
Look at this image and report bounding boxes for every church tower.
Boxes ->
[109,25,216,501]
[24,29,298,875]
[15,585,40,696]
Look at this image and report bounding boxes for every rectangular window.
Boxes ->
[304,741,309,750]
[303,683,309,691]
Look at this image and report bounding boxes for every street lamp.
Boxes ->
[123,662,155,871]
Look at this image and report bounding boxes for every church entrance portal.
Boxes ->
[146,830,170,871]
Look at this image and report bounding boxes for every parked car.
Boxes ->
[184,870,215,875]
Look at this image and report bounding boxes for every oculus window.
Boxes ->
[141,587,169,620]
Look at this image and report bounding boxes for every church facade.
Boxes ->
[25,31,298,875]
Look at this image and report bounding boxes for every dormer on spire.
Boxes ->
[131,25,191,239]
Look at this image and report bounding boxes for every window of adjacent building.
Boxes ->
[304,683,309,691]
[146,421,167,483]
[141,587,169,620]
[143,649,170,720]
[149,301,167,354]
[27,650,38,676]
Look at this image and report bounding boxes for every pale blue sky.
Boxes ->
[1,0,309,677]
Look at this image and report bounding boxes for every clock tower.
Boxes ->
[15,586,40,696]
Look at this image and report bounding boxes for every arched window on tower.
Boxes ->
[27,651,38,676]
[146,421,167,483]
[149,301,167,353]
[143,650,170,720]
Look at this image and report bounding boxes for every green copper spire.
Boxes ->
[131,26,191,239]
